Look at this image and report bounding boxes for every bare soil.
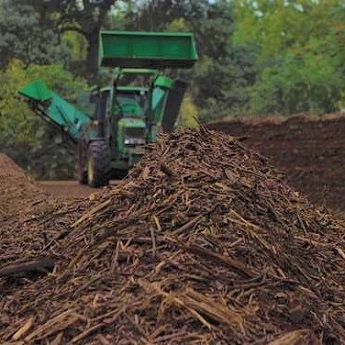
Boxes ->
[37,180,101,200]
[209,113,345,214]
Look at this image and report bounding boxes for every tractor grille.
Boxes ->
[125,127,145,145]
[125,128,145,139]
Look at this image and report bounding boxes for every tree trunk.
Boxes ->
[86,29,100,82]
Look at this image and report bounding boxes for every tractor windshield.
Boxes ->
[115,88,148,118]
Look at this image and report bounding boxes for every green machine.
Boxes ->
[19,31,198,187]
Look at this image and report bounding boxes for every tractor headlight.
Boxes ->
[124,138,145,145]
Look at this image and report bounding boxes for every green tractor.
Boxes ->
[19,31,198,187]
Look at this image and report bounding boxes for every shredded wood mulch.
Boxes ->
[0,154,92,269]
[1,128,345,344]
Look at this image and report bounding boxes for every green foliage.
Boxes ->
[178,93,199,128]
[234,0,345,115]
[127,0,345,119]
[166,18,192,32]
[189,2,258,121]
[62,31,88,63]
[0,59,88,179]
[250,51,343,115]
[4,0,119,79]
[0,1,69,68]
[125,0,209,31]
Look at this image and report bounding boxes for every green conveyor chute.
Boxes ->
[18,79,90,143]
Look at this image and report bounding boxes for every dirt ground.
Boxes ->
[209,113,345,215]
[37,180,101,200]
[36,180,120,201]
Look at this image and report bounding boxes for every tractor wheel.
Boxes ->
[112,169,128,180]
[77,164,88,185]
[77,140,87,185]
[87,140,110,187]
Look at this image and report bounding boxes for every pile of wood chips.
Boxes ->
[0,154,90,268]
[1,127,345,344]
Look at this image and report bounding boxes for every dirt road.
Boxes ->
[37,180,119,200]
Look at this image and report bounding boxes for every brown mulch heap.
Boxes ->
[0,153,42,217]
[0,153,56,266]
[1,128,345,344]
[0,154,91,268]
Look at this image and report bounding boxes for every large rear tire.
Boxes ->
[77,140,87,185]
[111,169,128,180]
[87,140,110,187]
[78,167,88,185]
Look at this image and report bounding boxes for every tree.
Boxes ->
[125,0,258,121]
[186,1,258,120]
[0,1,69,68]
[125,0,209,31]
[12,0,119,79]
[250,52,343,114]
[234,0,345,115]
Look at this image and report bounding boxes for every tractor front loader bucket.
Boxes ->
[99,31,198,69]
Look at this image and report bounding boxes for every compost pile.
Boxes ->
[1,128,345,344]
[208,114,345,214]
[0,154,90,268]
[0,153,56,266]
[0,153,41,218]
